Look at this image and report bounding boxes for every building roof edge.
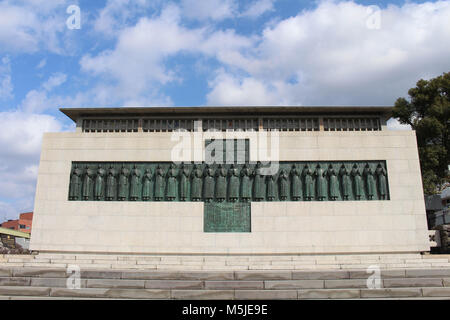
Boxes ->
[60,106,393,122]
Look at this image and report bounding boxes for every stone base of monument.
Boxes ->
[2,253,450,270]
[1,266,450,299]
[1,253,450,299]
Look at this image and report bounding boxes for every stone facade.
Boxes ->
[30,117,430,254]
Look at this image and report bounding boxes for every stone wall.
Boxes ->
[30,130,430,254]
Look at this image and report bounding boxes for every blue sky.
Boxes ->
[0,0,449,220]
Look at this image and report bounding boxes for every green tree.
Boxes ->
[392,72,450,195]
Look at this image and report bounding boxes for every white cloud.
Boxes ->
[0,76,12,100]
[93,0,152,36]
[0,0,71,54]
[20,73,67,113]
[81,4,254,106]
[42,73,67,92]
[16,0,69,13]
[84,0,450,108]
[387,118,411,131]
[206,0,450,106]
[0,111,63,156]
[181,0,237,21]
[36,59,47,69]
[207,70,291,105]
[0,111,65,219]
[180,0,274,21]
[0,68,75,218]
[0,0,74,215]
[0,2,39,52]
[198,29,255,57]
[82,5,197,103]
[20,90,53,113]
[0,56,13,100]
[240,0,275,18]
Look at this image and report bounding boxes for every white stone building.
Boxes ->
[29,106,430,255]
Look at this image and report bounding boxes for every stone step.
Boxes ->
[2,266,450,299]
[0,286,171,299]
[4,263,450,270]
[0,266,450,299]
[2,276,449,290]
[4,295,449,300]
[3,253,450,271]
[1,285,450,299]
[2,267,450,281]
[1,266,450,299]
[1,296,128,300]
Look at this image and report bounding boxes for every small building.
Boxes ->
[0,219,19,231]
[18,212,33,234]
[0,212,33,234]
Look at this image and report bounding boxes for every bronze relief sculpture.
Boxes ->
[315,164,327,201]
[118,165,130,201]
[166,163,177,201]
[215,164,227,202]
[228,164,239,202]
[142,168,152,201]
[240,164,252,202]
[190,164,203,201]
[364,163,376,200]
[266,174,276,201]
[130,165,141,201]
[69,164,83,200]
[291,164,302,201]
[252,162,265,201]
[154,165,165,201]
[105,165,117,201]
[203,164,214,202]
[94,164,106,201]
[302,164,314,201]
[351,164,363,200]
[69,161,389,203]
[279,169,289,201]
[339,164,351,200]
[327,164,339,201]
[82,165,95,200]
[179,162,189,201]
[376,163,388,200]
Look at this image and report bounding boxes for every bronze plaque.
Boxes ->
[204,202,251,232]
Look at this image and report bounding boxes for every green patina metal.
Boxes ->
[68,161,390,202]
[67,139,390,233]
[204,202,251,232]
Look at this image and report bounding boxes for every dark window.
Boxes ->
[143,119,194,132]
[262,118,319,131]
[203,119,258,132]
[324,117,381,131]
[82,119,139,132]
